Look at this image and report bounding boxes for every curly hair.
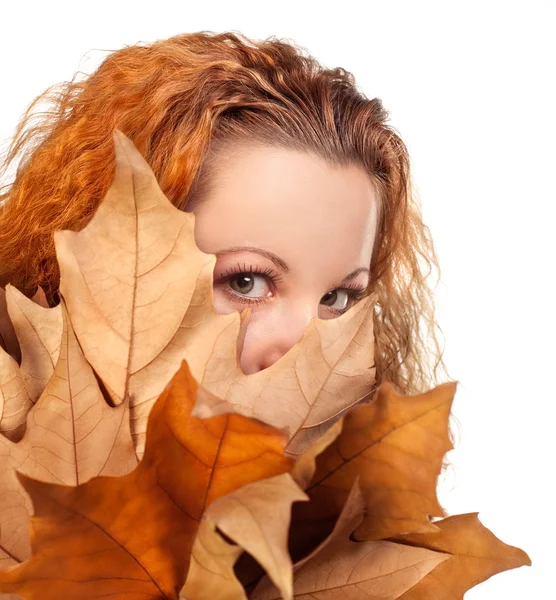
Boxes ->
[0,30,453,399]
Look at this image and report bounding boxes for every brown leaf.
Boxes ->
[195,291,378,457]
[55,129,377,458]
[180,516,246,600]
[54,130,245,457]
[290,420,342,490]
[0,286,19,362]
[182,473,307,600]
[29,287,49,309]
[0,359,294,599]
[391,513,532,599]
[0,299,136,569]
[253,482,449,600]
[0,285,62,441]
[294,381,456,543]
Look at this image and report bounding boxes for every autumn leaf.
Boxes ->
[0,285,62,441]
[54,130,239,458]
[0,298,136,570]
[252,482,449,599]
[0,284,51,364]
[194,288,377,457]
[391,513,532,599]
[0,286,19,362]
[180,515,246,600]
[0,359,294,599]
[182,473,307,600]
[291,381,455,546]
[290,419,343,490]
[54,129,378,458]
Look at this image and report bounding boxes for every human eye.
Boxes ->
[320,283,367,316]
[215,262,283,306]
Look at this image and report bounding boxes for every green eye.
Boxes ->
[230,275,255,294]
[321,289,348,310]
[321,290,335,305]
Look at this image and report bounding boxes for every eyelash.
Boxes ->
[216,262,367,316]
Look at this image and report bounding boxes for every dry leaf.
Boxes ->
[54,131,240,458]
[290,419,343,490]
[29,287,49,309]
[294,381,455,542]
[0,285,62,441]
[391,513,532,599]
[253,482,449,600]
[0,287,19,362]
[182,473,307,600]
[0,359,294,599]
[0,284,51,362]
[0,299,136,570]
[194,289,377,457]
[55,129,378,458]
[180,515,246,600]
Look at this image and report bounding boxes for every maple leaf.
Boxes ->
[182,473,307,600]
[0,358,294,599]
[0,285,62,441]
[391,513,532,599]
[54,129,378,458]
[0,286,19,361]
[0,299,136,571]
[289,380,455,555]
[180,514,246,600]
[252,482,449,599]
[193,289,377,457]
[0,284,47,363]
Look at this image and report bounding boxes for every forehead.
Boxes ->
[192,144,379,272]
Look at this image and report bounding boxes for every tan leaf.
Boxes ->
[293,381,456,542]
[180,515,246,600]
[0,285,62,441]
[392,513,532,599]
[55,129,247,457]
[253,482,449,600]
[0,298,136,569]
[290,420,343,490]
[29,287,49,309]
[184,473,308,600]
[0,360,294,599]
[0,286,19,363]
[195,291,378,457]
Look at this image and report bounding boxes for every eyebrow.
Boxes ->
[214,245,370,282]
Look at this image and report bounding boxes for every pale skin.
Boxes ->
[190,144,379,375]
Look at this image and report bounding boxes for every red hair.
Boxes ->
[0,30,453,397]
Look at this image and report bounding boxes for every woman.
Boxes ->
[0,30,451,394]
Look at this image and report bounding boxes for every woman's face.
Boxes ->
[190,144,379,375]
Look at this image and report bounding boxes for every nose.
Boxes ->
[239,301,319,375]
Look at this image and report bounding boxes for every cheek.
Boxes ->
[212,287,237,315]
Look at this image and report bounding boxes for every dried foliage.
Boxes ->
[0,131,530,599]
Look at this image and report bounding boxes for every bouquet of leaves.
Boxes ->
[0,131,530,599]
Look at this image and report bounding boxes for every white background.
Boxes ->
[0,1,553,597]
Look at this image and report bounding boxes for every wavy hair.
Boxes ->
[0,30,454,399]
